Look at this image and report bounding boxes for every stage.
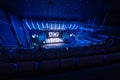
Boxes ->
[42,38,99,49]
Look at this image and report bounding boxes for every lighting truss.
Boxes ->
[23,20,102,32]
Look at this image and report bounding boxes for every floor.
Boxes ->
[5,62,120,80]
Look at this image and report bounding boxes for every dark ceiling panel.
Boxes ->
[0,0,119,20]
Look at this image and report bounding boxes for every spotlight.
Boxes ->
[70,34,72,37]
[32,34,37,38]
[43,41,46,44]
[54,33,56,36]
[32,35,35,38]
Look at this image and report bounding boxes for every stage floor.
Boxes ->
[42,42,94,49]
[42,36,105,49]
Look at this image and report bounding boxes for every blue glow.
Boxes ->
[14,64,18,71]
[32,34,36,38]
[59,24,60,29]
[35,62,40,70]
[75,26,78,30]
[103,55,108,61]
[70,34,72,37]
[42,23,44,29]
[87,37,101,42]
[69,24,72,30]
[55,23,56,29]
[25,21,31,30]
[81,38,92,43]
[23,20,102,32]
[98,35,108,39]
[32,22,36,30]
[51,23,52,29]
[62,23,64,29]
[81,27,94,32]
[72,24,76,30]
[37,22,40,30]
[46,23,48,29]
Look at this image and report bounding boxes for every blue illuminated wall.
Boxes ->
[8,12,28,47]
[0,9,18,47]
[0,9,32,48]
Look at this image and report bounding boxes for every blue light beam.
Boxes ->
[46,23,48,29]
[69,24,72,30]
[25,21,32,30]
[59,24,60,29]
[55,23,56,29]
[62,23,64,29]
[32,22,36,30]
[42,23,44,30]
[75,26,78,30]
[51,23,52,30]
[37,22,40,30]
[72,24,76,30]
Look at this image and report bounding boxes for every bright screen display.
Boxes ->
[48,32,59,38]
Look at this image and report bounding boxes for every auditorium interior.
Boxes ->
[0,0,120,80]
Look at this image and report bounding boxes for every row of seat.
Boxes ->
[0,52,120,74]
[0,47,119,62]
[0,45,119,62]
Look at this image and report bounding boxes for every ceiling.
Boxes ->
[0,0,120,20]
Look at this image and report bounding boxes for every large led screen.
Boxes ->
[48,32,59,38]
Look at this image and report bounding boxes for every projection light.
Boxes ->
[32,34,38,38]
[32,35,35,38]
[26,21,32,30]
[32,22,36,30]
[43,41,46,44]
[37,23,40,30]
[70,34,73,37]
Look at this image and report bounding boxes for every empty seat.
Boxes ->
[78,56,94,67]
[21,53,34,61]
[34,52,45,60]
[107,52,120,62]
[67,51,75,57]
[60,58,78,70]
[34,62,41,72]
[17,62,37,73]
[10,54,22,61]
[0,63,15,74]
[0,55,9,61]
[41,59,59,73]
[106,46,120,53]
[45,52,56,60]
[91,55,105,64]
[56,52,65,59]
